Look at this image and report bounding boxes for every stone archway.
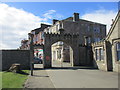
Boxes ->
[43,30,79,68]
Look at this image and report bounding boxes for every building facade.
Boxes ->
[20,12,112,69]
[43,13,106,66]
[92,11,120,72]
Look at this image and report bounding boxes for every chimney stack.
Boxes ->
[41,23,51,29]
[53,19,59,25]
[73,13,79,22]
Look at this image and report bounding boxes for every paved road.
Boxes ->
[46,68,118,88]
[24,61,118,88]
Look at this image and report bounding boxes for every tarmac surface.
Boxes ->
[24,61,118,88]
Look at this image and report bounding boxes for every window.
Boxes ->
[99,48,104,60]
[116,43,120,61]
[31,31,35,35]
[87,37,91,44]
[33,37,35,43]
[94,38,100,42]
[88,26,90,31]
[57,49,61,59]
[96,27,100,33]
[94,27,100,33]
[95,48,104,61]
[95,49,99,60]
[41,33,44,38]
[35,36,37,42]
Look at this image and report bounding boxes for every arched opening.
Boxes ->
[51,41,73,68]
[33,47,44,69]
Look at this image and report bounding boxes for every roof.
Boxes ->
[31,23,51,34]
[61,16,106,26]
[21,39,28,43]
[105,10,120,40]
[63,17,73,21]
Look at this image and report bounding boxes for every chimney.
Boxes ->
[111,19,114,26]
[53,19,59,25]
[73,13,79,22]
[41,23,51,29]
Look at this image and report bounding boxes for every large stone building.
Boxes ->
[44,13,106,44]
[92,11,120,72]
[21,12,120,70]
[20,12,106,67]
[44,13,106,66]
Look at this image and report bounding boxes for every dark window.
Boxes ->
[116,43,120,61]
[94,27,100,33]
[57,49,61,59]
[95,49,99,60]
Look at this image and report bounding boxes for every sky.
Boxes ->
[0,2,119,49]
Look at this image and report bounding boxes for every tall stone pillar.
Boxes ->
[43,33,52,68]
[43,44,52,68]
[29,33,34,76]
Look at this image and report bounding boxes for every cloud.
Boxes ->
[81,9,117,33]
[43,10,64,20]
[0,3,43,49]
[43,10,56,19]
[0,3,63,49]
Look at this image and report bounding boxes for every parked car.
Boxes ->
[34,57,43,64]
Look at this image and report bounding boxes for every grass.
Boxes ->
[2,70,29,88]
[0,72,2,89]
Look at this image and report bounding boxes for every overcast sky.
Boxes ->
[0,2,119,49]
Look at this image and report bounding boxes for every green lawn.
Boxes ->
[2,70,29,88]
[0,72,2,89]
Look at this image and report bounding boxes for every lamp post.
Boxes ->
[28,33,34,76]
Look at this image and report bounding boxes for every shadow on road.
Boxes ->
[32,75,49,77]
[47,66,98,70]
[33,66,98,70]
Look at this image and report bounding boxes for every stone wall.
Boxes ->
[112,39,120,73]
[79,46,86,65]
[92,41,109,71]
[62,20,106,45]
[79,46,93,66]
[1,50,30,71]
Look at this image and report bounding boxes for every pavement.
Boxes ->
[24,64,55,88]
[24,61,118,88]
